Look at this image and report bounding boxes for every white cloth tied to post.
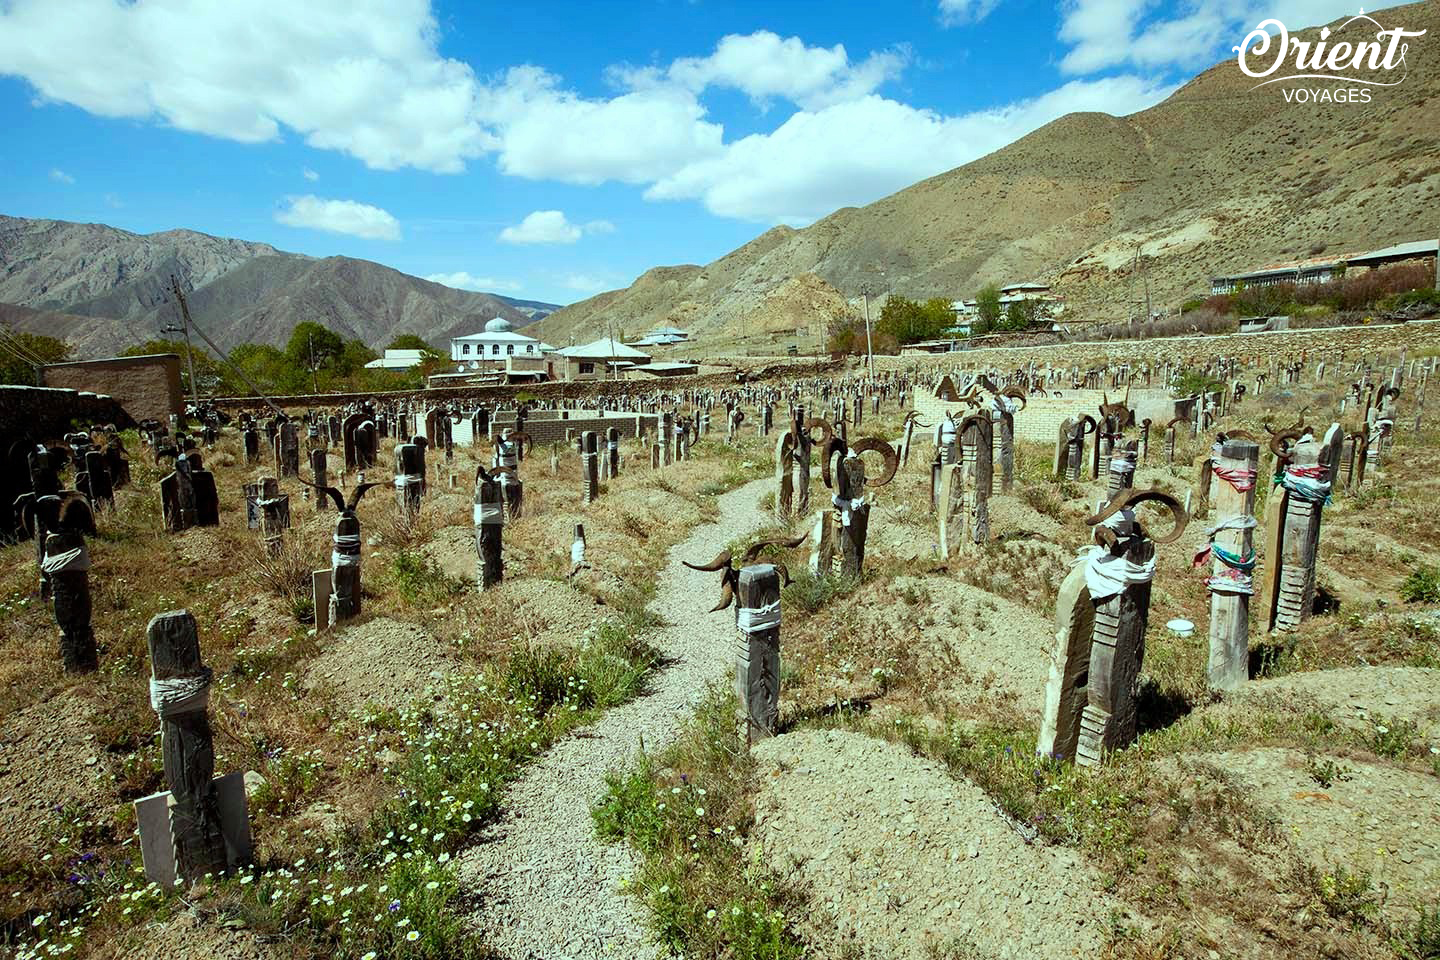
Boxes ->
[1108,457,1135,475]
[149,667,212,718]
[332,533,362,568]
[473,502,504,526]
[736,598,781,635]
[570,539,586,567]
[831,493,866,527]
[393,473,423,488]
[41,543,91,574]
[1072,508,1155,602]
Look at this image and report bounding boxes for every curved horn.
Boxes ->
[1000,385,1027,410]
[683,550,734,573]
[1086,488,1188,545]
[298,475,346,513]
[742,532,810,564]
[804,417,835,450]
[710,579,736,613]
[849,436,899,487]
[820,435,847,489]
[347,481,384,512]
[1216,429,1260,443]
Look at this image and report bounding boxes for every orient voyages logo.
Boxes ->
[1234,8,1425,103]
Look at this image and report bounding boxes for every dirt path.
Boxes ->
[457,476,773,960]
[751,729,1116,960]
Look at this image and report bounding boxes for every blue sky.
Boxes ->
[0,0,1369,305]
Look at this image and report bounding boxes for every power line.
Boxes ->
[0,325,49,367]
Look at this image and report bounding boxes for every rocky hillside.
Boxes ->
[0,215,557,356]
[533,0,1440,348]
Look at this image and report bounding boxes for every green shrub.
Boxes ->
[1401,564,1440,604]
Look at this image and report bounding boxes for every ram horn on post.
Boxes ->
[1085,487,1189,546]
[848,437,899,487]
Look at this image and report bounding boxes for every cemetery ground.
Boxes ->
[0,346,1437,960]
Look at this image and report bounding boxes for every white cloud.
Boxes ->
[647,76,1177,224]
[275,195,401,240]
[618,31,907,110]
[302,167,320,181]
[476,66,722,185]
[0,0,489,173]
[425,271,520,292]
[561,274,614,293]
[938,0,1003,27]
[498,210,614,245]
[1057,0,1362,74]
[49,168,74,184]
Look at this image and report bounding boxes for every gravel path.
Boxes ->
[457,476,773,959]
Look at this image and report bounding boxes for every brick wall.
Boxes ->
[912,386,1196,445]
[39,354,182,423]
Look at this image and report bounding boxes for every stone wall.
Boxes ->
[485,411,659,445]
[39,354,182,423]
[0,385,135,450]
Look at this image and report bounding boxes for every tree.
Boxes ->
[876,295,954,345]
[974,283,1001,335]
[285,321,345,371]
[0,331,69,385]
[386,333,435,352]
[333,339,380,378]
[1000,299,1039,331]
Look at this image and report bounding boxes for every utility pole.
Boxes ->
[169,275,201,417]
[862,284,875,379]
[308,332,319,393]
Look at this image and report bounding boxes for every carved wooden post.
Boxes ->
[936,413,958,465]
[1077,526,1154,766]
[310,448,328,511]
[321,507,359,623]
[937,463,965,560]
[1038,563,1094,761]
[474,472,504,590]
[582,431,600,504]
[45,500,97,673]
[735,564,781,744]
[834,454,869,578]
[791,406,811,515]
[276,421,300,478]
[259,491,289,557]
[606,427,620,479]
[146,611,227,883]
[901,413,917,469]
[661,411,674,465]
[997,404,1015,494]
[1266,425,1339,632]
[1053,417,1072,481]
[395,440,423,521]
[1164,423,1176,465]
[1107,443,1136,498]
[962,414,992,547]
[1206,439,1259,692]
[243,427,260,465]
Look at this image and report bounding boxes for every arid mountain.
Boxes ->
[532,0,1440,350]
[0,214,559,357]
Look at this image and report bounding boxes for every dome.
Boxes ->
[484,316,513,334]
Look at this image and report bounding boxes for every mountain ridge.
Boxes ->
[0,214,560,357]
[529,0,1440,349]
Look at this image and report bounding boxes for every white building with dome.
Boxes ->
[449,317,555,368]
